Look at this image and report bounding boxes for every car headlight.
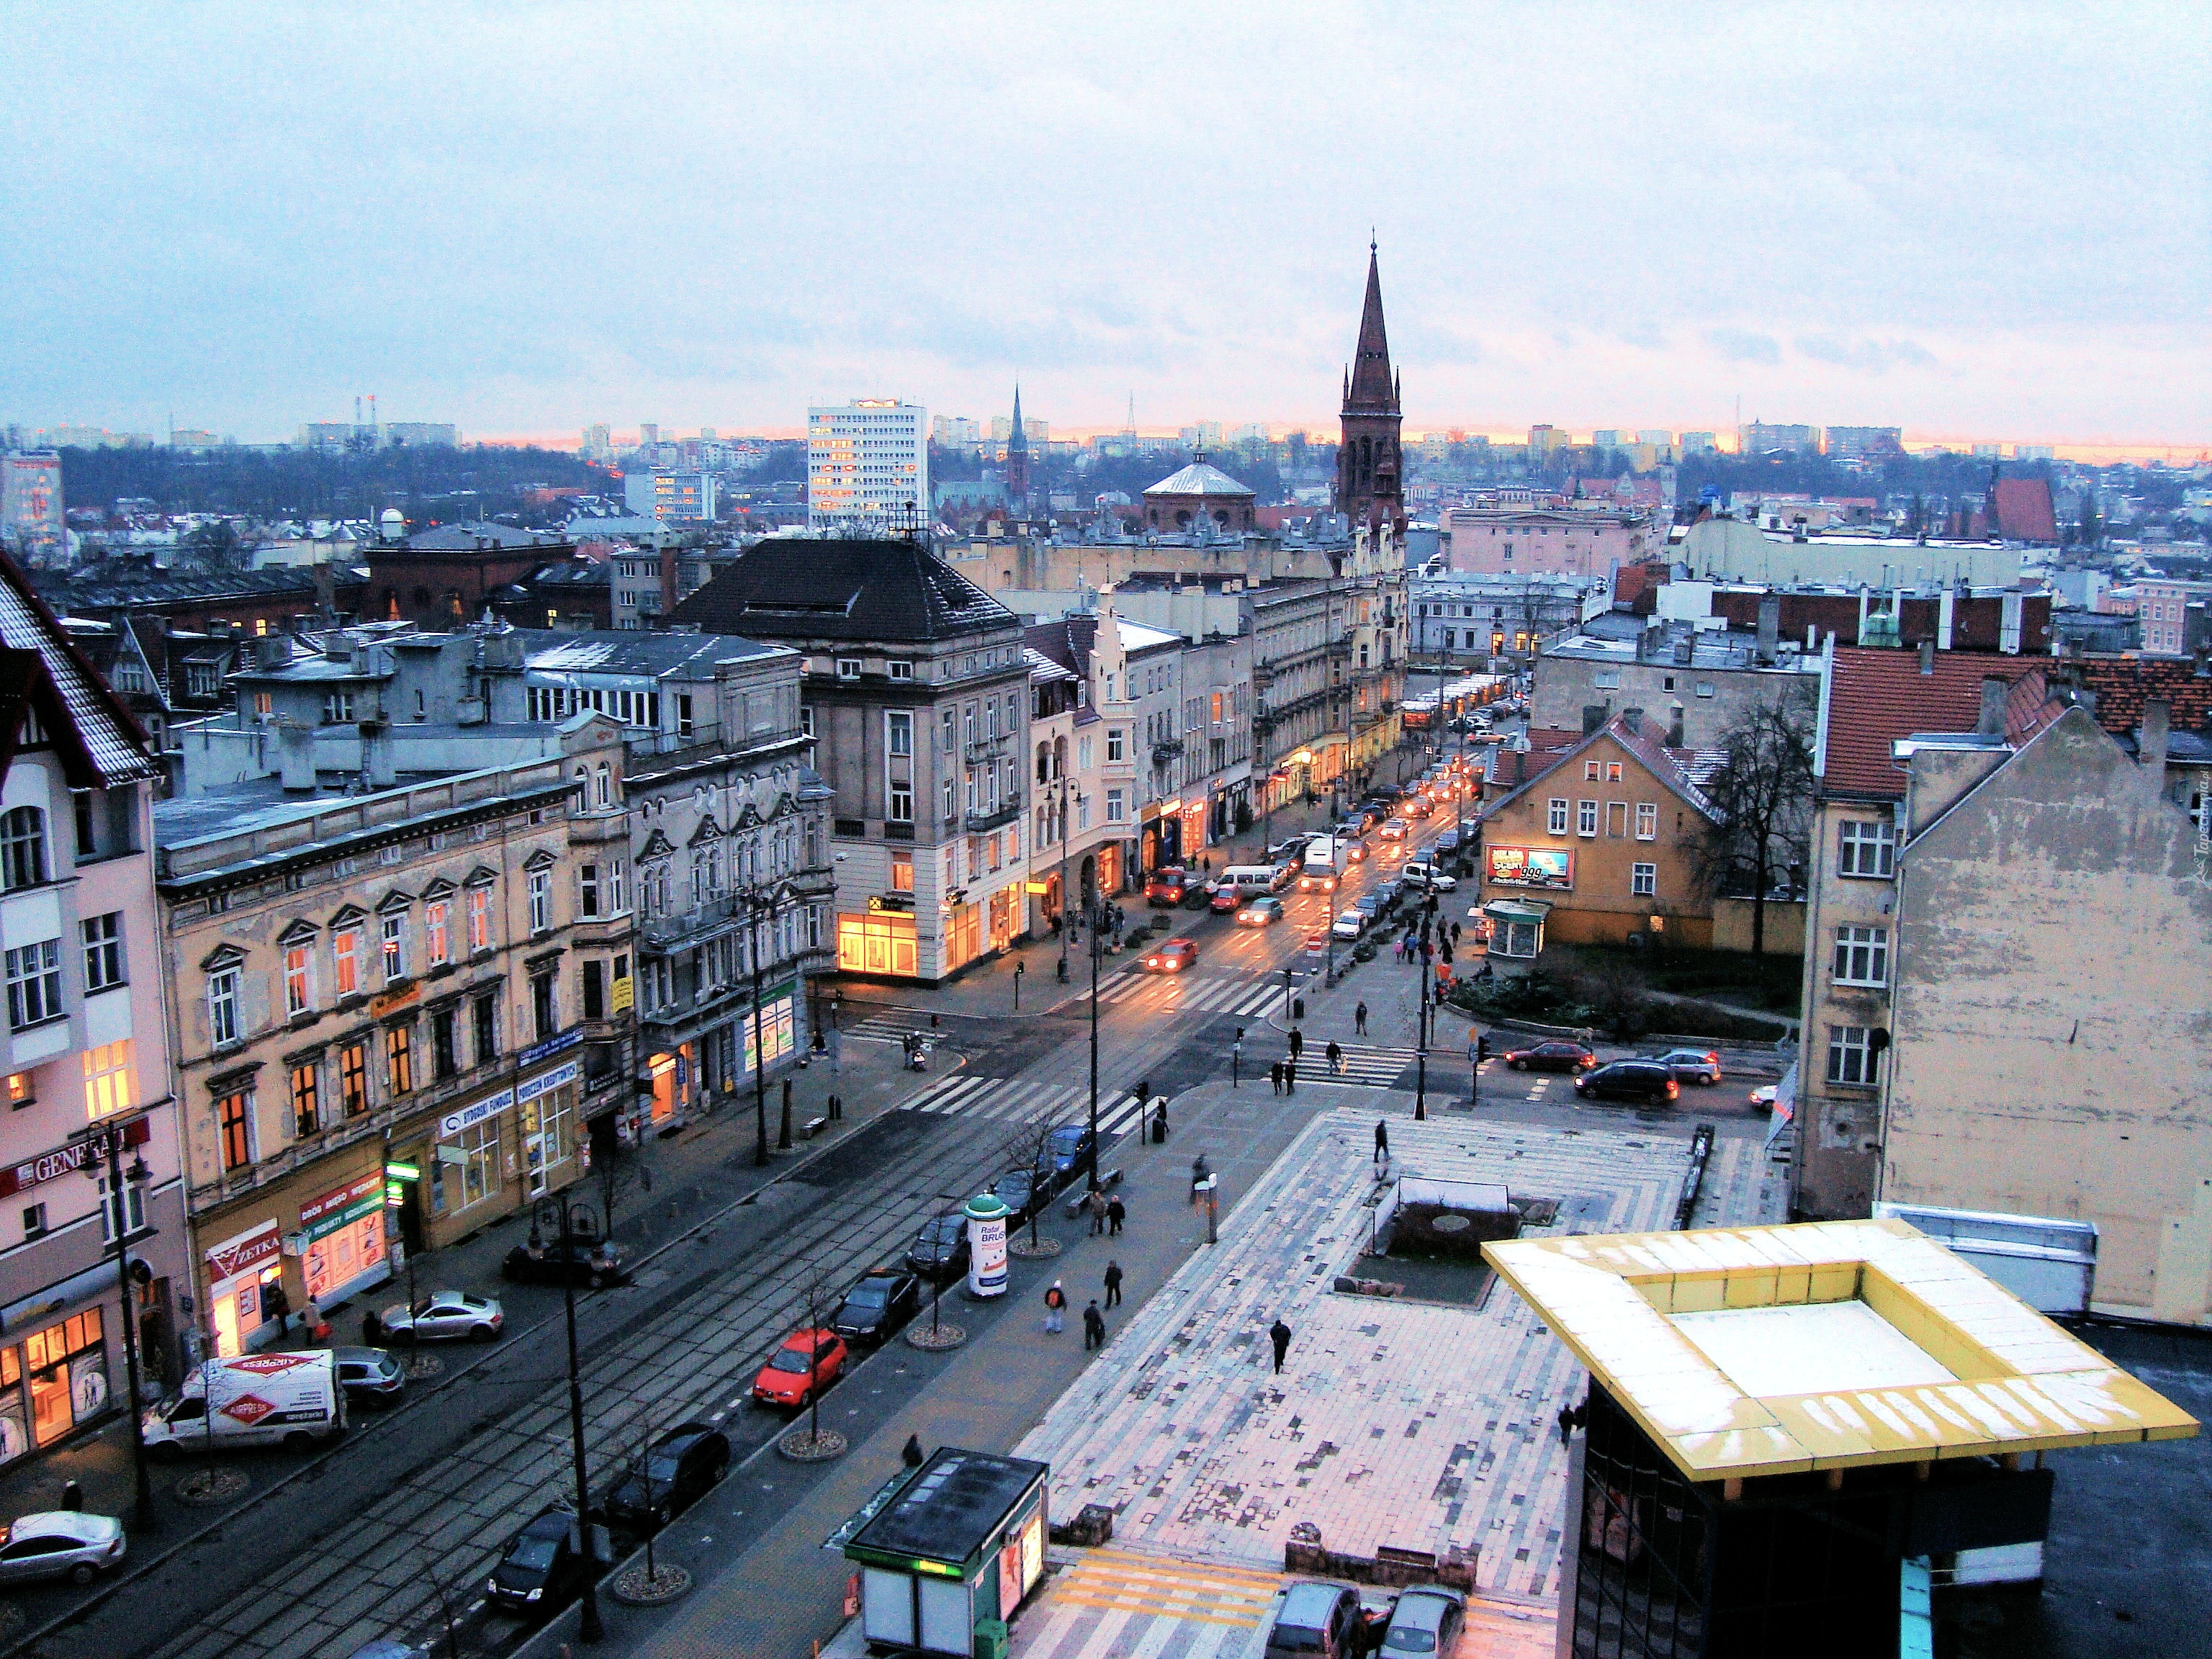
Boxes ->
[526,1588,543,1602]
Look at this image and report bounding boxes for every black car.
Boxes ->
[992,1164,1056,1225]
[333,1346,405,1408]
[501,1238,624,1289]
[595,1422,730,1534]
[832,1269,923,1346]
[1573,1060,1681,1107]
[905,1212,971,1282]
[487,1507,604,1618]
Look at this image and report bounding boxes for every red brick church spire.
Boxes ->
[1336,240,1406,538]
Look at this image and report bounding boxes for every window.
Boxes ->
[423,900,450,965]
[337,1039,368,1116]
[886,711,912,757]
[1833,925,1889,986]
[1635,803,1658,840]
[73,793,95,857]
[579,865,601,919]
[204,964,240,1046]
[679,694,697,738]
[608,858,626,912]
[836,657,862,679]
[81,913,123,992]
[1106,788,1125,823]
[380,912,407,982]
[472,992,498,1067]
[1583,760,1600,781]
[289,1060,319,1136]
[5,1072,31,1109]
[217,1089,253,1171]
[1593,670,1620,690]
[96,1169,143,1242]
[467,886,491,952]
[431,1005,458,1079]
[1547,798,1570,835]
[82,1040,132,1121]
[1606,762,1622,783]
[891,853,914,893]
[1838,819,1896,878]
[1577,801,1598,837]
[0,807,45,891]
[333,924,364,997]
[1107,728,1124,762]
[595,763,612,809]
[528,868,552,932]
[1694,681,1715,698]
[385,1022,414,1094]
[889,660,914,681]
[1826,1025,1875,1086]
[582,960,606,1022]
[322,690,356,724]
[20,1204,45,1239]
[889,781,913,824]
[1631,863,1657,897]
[531,972,557,1041]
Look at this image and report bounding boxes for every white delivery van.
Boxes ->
[1298,836,1343,891]
[1218,865,1290,897]
[144,1350,347,1457]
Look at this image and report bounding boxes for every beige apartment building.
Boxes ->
[155,718,631,1354]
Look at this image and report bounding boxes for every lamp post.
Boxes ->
[738,885,788,1169]
[1086,896,1103,1195]
[553,1188,603,1642]
[89,1121,155,1531]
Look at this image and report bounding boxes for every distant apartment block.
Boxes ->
[808,400,929,530]
[1741,421,1820,457]
[1437,503,1664,580]
[1678,431,1718,456]
[1822,426,1904,462]
[623,471,719,523]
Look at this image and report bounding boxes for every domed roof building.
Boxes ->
[1141,454,1256,533]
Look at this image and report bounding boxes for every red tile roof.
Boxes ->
[1990,478,2058,544]
[1820,647,2054,800]
[1485,712,1719,823]
[2070,657,2212,736]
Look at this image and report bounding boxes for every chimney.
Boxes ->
[1622,706,1644,734]
[2194,649,2208,680]
[1667,705,1685,747]
[1976,676,2009,738]
[1918,638,1936,675]
[1756,595,1781,665]
[2140,698,2170,783]
[276,720,317,793]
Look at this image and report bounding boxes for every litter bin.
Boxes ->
[974,1619,1009,1659]
[1293,997,1305,1021]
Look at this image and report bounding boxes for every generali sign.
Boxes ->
[0,1118,150,1200]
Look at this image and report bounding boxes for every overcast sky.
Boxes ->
[4,1,2206,451]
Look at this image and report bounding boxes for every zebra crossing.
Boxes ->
[1303,1043,1421,1088]
[1086,971,1286,1019]
[899,1072,1152,1138]
[841,1007,942,1043]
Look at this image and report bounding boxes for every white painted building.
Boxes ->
[807,400,930,531]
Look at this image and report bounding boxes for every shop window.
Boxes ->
[338,1040,368,1117]
[289,1061,320,1136]
[81,1040,132,1122]
[81,914,123,993]
[472,993,498,1067]
[454,1120,499,1211]
[385,1023,414,1095]
[217,1090,253,1170]
[837,913,918,976]
[1,807,47,891]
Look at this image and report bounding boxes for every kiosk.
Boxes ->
[843,1446,1048,1657]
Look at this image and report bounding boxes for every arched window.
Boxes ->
[1036,742,1050,785]
[1,807,47,891]
[1053,735,1066,779]
[594,763,612,810]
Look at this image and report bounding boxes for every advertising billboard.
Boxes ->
[1488,846,1573,890]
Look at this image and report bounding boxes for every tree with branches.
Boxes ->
[1696,683,1817,956]
[999,1112,1071,1249]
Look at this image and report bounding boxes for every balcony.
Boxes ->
[1150,739,1185,765]
[964,798,1022,832]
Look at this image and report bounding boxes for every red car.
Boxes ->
[1145,868,1193,907]
[1142,937,1199,973]
[1209,885,1242,914]
[1503,1040,1599,1074]
[750,1328,848,1408]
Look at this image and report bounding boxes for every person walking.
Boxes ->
[1087,1188,1107,1236]
[1269,1060,1284,1096]
[1152,1100,1169,1143]
[1326,1040,1343,1075]
[1354,1000,1368,1036]
[1269,1317,1292,1373]
[1284,1060,1297,1094]
[1107,1193,1125,1235]
[1450,920,1462,948]
[1375,1119,1390,1168]
[1083,1300,1107,1351]
[1288,1027,1303,1062]
[1190,1153,1210,1205]
[1043,1280,1066,1334]
[1103,1259,1123,1308]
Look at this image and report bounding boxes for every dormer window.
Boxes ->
[836,658,862,679]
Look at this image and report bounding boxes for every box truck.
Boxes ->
[144,1350,347,1457]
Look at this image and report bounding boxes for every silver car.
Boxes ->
[378,1289,505,1343]
[1650,1047,1723,1085]
[0,1511,126,1585]
[1380,1585,1465,1653]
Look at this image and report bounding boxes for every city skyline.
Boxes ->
[3,4,2205,452]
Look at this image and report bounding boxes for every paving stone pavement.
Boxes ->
[1012,1105,1725,1611]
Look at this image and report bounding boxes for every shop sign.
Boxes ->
[0,1118,151,1200]
[206,1220,282,1282]
[611,974,634,1015]
[518,1025,583,1067]
[300,1172,385,1241]
[369,983,421,1017]
[517,1060,580,1108]
[1488,846,1573,891]
[439,1087,515,1139]
[867,894,914,913]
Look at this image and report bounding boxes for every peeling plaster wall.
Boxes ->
[1881,709,2212,1323]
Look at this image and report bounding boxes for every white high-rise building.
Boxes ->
[809,400,930,530]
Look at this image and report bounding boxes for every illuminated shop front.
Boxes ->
[839,911,918,977]
[298,1169,389,1308]
[205,1218,284,1358]
[0,1305,107,1460]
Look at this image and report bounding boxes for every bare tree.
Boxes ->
[999,1112,1070,1249]
[793,1256,841,1450]
[1696,683,1817,956]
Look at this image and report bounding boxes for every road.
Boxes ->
[19,773,1487,1659]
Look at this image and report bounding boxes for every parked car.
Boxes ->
[750,1328,848,1408]
[333,1346,406,1409]
[502,1236,624,1288]
[1650,1048,1723,1085]
[486,1506,603,1618]
[1402,861,1457,892]
[1236,896,1285,927]
[1353,894,1382,920]
[1371,874,1406,907]
[992,1164,1056,1225]
[1144,867,1195,907]
[1331,909,1367,940]
[377,1289,504,1344]
[595,1423,731,1534]
[1503,1040,1598,1074]
[0,1511,125,1586]
[905,1211,971,1282]
[1045,1122,1098,1177]
[1434,828,1462,854]
[1142,937,1200,973]
[832,1268,922,1346]
[1574,1060,1681,1106]
[1380,1585,1466,1654]
[1263,1580,1365,1659]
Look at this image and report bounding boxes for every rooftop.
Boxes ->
[1484,1218,2198,1484]
[845,1447,1046,1566]
[670,539,1016,644]
[1820,648,2057,800]
[1143,459,1256,500]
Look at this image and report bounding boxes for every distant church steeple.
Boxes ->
[1335,240,1406,538]
[1006,384,1030,512]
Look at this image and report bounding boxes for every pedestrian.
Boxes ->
[1326,1040,1343,1075]
[1190,1153,1210,1204]
[903,1433,927,1468]
[1043,1280,1066,1334]
[1087,1188,1107,1236]
[1285,1060,1297,1094]
[1289,1027,1303,1061]
[1270,1060,1284,1096]
[1083,1300,1106,1350]
[1451,921,1462,948]
[59,1480,83,1512]
[1153,1100,1169,1143]
[1269,1317,1292,1373]
[1355,1000,1368,1036]
[1107,1193,1125,1236]
[303,1298,325,1344]
[1375,1119,1390,1167]
[261,1279,290,1338]
[1104,1259,1124,1308]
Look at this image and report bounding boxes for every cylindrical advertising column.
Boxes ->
[963,1194,1010,1300]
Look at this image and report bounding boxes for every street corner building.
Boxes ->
[0,548,183,1467]
[1486,1218,2198,1659]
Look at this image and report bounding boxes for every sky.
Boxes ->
[4,1,2207,454]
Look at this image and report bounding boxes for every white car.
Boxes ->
[378,1289,506,1344]
[1403,861,1458,892]
[0,1511,126,1585]
[1331,909,1367,939]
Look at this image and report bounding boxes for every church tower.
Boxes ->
[1335,242,1406,539]
[1005,384,1031,513]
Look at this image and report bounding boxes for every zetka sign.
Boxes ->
[0,1118,151,1200]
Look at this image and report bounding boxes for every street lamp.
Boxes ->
[737,883,793,1169]
[551,1188,604,1642]
[1085,895,1104,1196]
[85,1122,155,1531]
